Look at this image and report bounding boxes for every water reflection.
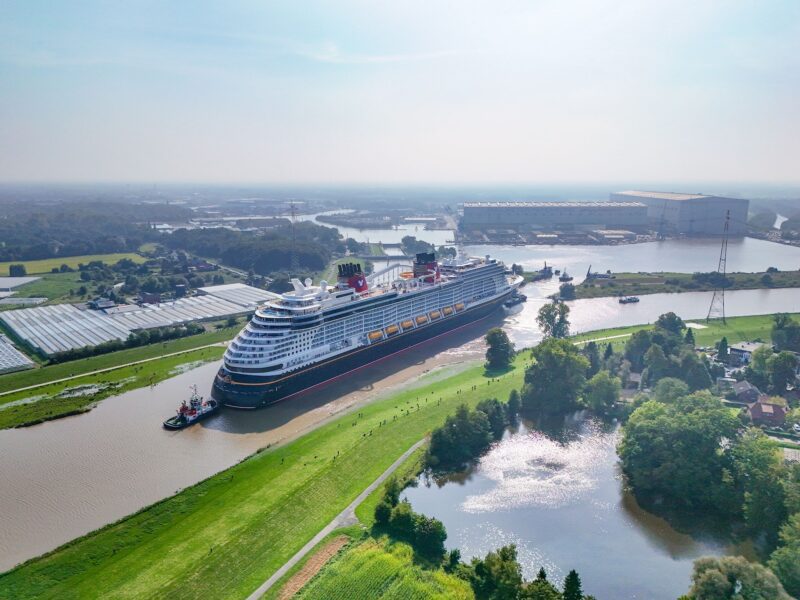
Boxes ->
[403,418,750,600]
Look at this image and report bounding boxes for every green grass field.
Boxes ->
[0,253,146,276]
[294,538,473,600]
[5,272,84,303]
[574,270,800,299]
[572,313,796,353]
[0,359,520,599]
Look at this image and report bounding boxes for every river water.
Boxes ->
[1,239,799,573]
[403,419,750,600]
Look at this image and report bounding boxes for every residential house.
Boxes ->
[730,380,761,404]
[728,341,768,366]
[747,396,787,428]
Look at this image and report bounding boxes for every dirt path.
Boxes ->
[277,536,350,599]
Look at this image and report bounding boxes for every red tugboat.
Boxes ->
[163,385,219,429]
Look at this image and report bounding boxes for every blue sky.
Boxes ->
[1,1,798,183]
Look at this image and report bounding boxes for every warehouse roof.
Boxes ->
[463,201,645,208]
[614,191,709,201]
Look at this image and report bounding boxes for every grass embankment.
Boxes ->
[574,270,800,299]
[293,538,473,600]
[0,361,520,599]
[572,313,798,354]
[0,326,239,429]
[0,253,146,276]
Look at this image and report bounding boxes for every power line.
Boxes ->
[707,210,730,324]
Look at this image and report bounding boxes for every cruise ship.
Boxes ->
[212,252,520,409]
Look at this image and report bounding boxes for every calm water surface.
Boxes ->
[403,419,750,600]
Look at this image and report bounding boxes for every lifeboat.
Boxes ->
[429,310,441,320]
[442,306,453,316]
[400,271,415,279]
[368,330,384,342]
[454,302,465,312]
[401,319,415,330]
[385,324,400,336]
[416,315,429,325]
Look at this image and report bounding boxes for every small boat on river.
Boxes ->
[558,269,573,282]
[163,385,219,429]
[619,296,640,304]
[504,292,527,308]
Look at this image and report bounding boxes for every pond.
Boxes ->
[403,418,752,600]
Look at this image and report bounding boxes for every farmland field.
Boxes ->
[295,538,473,600]
[0,252,146,276]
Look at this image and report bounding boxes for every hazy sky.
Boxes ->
[1,1,798,183]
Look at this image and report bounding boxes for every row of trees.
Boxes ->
[48,322,206,363]
[0,201,188,262]
[165,222,343,276]
[426,396,518,468]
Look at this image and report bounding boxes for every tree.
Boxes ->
[584,370,621,414]
[485,328,515,371]
[769,513,800,597]
[427,404,494,468]
[537,302,570,339]
[603,342,614,360]
[684,327,695,346]
[689,556,791,600]
[733,429,787,545]
[559,283,576,300]
[469,545,524,600]
[413,514,447,560]
[618,392,741,511]
[476,398,509,439]
[625,330,652,371]
[8,264,26,277]
[644,344,671,383]
[767,351,798,394]
[562,570,583,600]
[653,377,689,404]
[717,336,729,363]
[772,314,800,352]
[507,389,521,419]
[655,311,685,335]
[522,338,588,416]
[583,341,601,377]
[682,353,713,391]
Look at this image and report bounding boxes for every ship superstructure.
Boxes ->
[212,252,517,408]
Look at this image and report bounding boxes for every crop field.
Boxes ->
[295,538,473,600]
[0,253,146,276]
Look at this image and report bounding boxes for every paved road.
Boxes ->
[246,437,427,600]
[0,342,227,397]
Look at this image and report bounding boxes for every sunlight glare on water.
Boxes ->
[463,422,618,513]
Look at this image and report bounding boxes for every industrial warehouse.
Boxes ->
[458,192,750,244]
[609,190,749,235]
[0,283,276,356]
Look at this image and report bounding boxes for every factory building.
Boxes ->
[461,202,648,231]
[609,191,749,235]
